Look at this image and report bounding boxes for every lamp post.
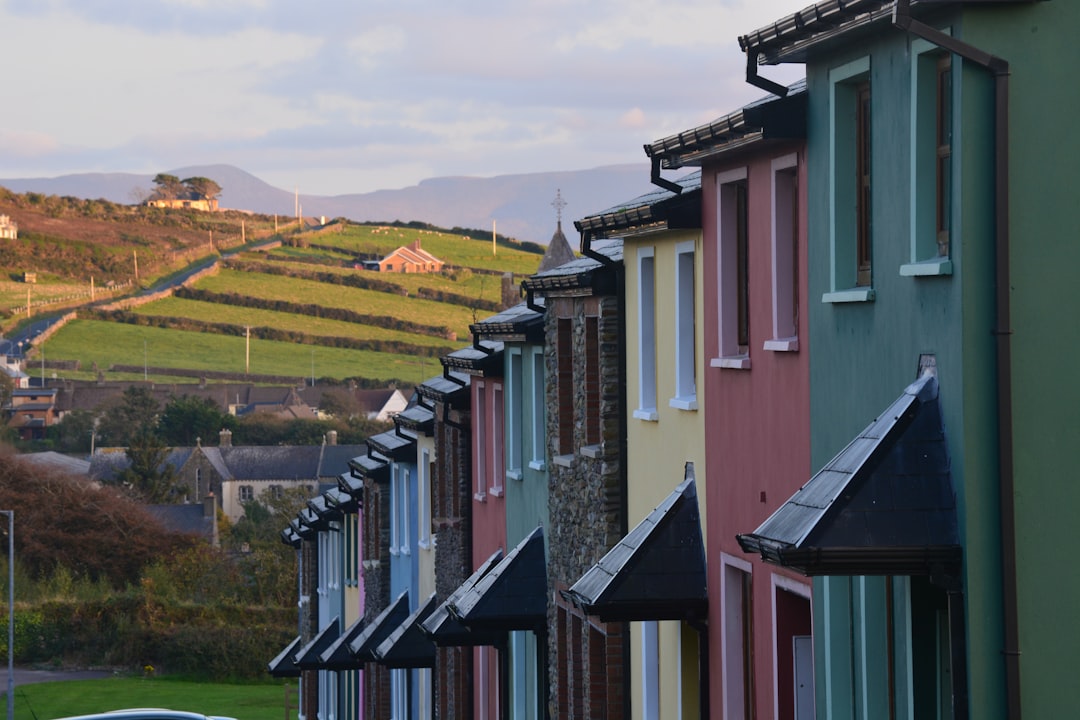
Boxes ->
[0,510,12,720]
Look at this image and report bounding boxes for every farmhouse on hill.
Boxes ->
[361,239,444,273]
[145,192,219,212]
[0,214,17,240]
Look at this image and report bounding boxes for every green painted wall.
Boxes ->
[960,3,1080,715]
[804,8,1006,718]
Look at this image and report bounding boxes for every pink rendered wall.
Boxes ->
[470,377,506,717]
[700,142,813,718]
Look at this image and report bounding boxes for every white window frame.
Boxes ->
[766,154,801,352]
[529,348,546,470]
[474,382,487,501]
[506,350,523,481]
[721,552,753,720]
[670,240,698,410]
[714,167,753,369]
[391,668,407,720]
[635,247,659,421]
[824,55,876,303]
[418,448,431,549]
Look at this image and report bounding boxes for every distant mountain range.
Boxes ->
[0,163,656,245]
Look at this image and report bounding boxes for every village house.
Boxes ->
[361,240,445,273]
[0,214,17,240]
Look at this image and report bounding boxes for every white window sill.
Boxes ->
[633,407,659,422]
[505,469,522,482]
[473,491,486,503]
[553,453,574,468]
[399,546,411,556]
[579,444,603,459]
[389,547,400,557]
[763,338,799,352]
[418,540,432,551]
[668,396,699,411]
[822,288,875,303]
[710,355,751,370]
[528,460,546,472]
[488,485,504,497]
[900,258,953,276]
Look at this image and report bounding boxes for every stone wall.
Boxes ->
[543,288,627,719]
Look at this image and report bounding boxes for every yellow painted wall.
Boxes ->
[623,228,707,720]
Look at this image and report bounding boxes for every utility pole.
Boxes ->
[90,276,95,301]
[143,340,148,381]
[245,326,251,375]
[133,250,139,283]
[492,220,497,256]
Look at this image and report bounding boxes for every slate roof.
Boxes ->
[17,452,91,476]
[394,403,434,434]
[319,616,368,670]
[439,342,504,378]
[366,429,416,462]
[146,504,215,540]
[349,592,411,661]
[737,372,962,576]
[348,450,391,483]
[739,0,897,63]
[421,549,506,647]
[374,593,439,668]
[574,173,702,239]
[267,635,303,677]
[645,79,807,170]
[294,617,340,670]
[468,302,545,344]
[566,467,707,622]
[449,527,547,631]
[520,239,622,295]
[538,220,577,273]
[415,372,471,403]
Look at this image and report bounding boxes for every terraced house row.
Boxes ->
[267,1,1080,718]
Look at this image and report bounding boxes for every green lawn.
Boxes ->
[42,320,442,385]
[4,675,293,720]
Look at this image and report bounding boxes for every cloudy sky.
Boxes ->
[1,0,809,196]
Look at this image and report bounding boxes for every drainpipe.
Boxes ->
[745,48,790,98]
[891,2,1019,718]
[579,230,616,268]
[650,156,684,195]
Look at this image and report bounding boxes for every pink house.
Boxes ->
[647,80,814,719]
[372,240,445,273]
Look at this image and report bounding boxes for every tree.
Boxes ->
[95,385,161,447]
[116,429,178,502]
[151,173,184,200]
[158,394,235,446]
[182,176,222,202]
[50,408,96,453]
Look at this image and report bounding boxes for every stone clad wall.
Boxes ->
[544,289,626,719]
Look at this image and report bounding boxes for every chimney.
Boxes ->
[327,430,338,446]
[412,239,421,251]
[219,428,232,447]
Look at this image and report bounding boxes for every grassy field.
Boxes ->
[42,320,441,385]
[130,296,462,349]
[4,675,292,720]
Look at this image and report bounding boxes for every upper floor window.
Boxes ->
[671,241,698,408]
[904,38,954,277]
[824,56,875,303]
[635,247,659,421]
[529,348,546,470]
[584,316,601,446]
[557,318,574,456]
[506,350,523,481]
[492,384,505,495]
[239,485,253,502]
[765,155,800,352]
[474,382,488,500]
[715,169,752,369]
[418,448,431,548]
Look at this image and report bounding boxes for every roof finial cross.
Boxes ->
[551,189,567,224]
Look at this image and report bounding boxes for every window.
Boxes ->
[715,169,752,368]
[391,668,407,720]
[238,485,253,502]
[529,349,546,470]
[641,621,660,720]
[635,247,658,421]
[399,467,411,555]
[773,575,813,720]
[506,350,523,480]
[492,385,505,495]
[557,318,574,455]
[722,554,754,720]
[671,241,698,408]
[195,468,202,499]
[824,56,875,302]
[766,155,800,352]
[269,484,284,500]
[390,465,400,556]
[584,316,601,446]
[475,383,487,500]
[904,38,954,276]
[419,448,431,548]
